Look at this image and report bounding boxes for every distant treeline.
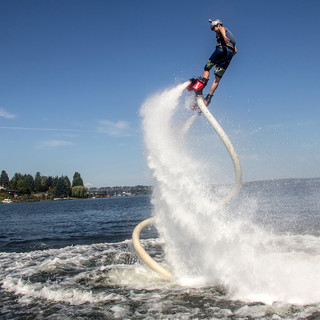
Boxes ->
[0,170,152,200]
[0,170,86,198]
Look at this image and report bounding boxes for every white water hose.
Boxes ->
[132,95,242,281]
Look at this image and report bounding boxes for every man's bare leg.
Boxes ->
[209,75,220,95]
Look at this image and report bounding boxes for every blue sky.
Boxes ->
[1,0,319,187]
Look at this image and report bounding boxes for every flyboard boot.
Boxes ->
[187,77,210,113]
[203,93,213,106]
[186,76,208,94]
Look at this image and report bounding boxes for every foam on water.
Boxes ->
[1,241,176,319]
[140,83,320,304]
[1,243,128,305]
[1,239,320,319]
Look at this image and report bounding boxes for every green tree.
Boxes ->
[23,174,34,193]
[38,175,53,192]
[72,185,88,198]
[10,173,34,194]
[40,176,48,192]
[10,173,22,190]
[0,170,10,188]
[51,175,71,198]
[63,176,71,197]
[72,172,84,187]
[46,176,53,190]
[17,178,30,194]
[34,172,42,192]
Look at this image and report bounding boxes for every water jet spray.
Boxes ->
[132,86,242,280]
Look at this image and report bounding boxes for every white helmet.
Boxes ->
[209,19,223,30]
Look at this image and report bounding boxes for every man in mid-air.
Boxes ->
[187,19,237,106]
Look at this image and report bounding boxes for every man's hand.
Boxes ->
[233,45,237,56]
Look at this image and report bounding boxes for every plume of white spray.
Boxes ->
[140,83,320,304]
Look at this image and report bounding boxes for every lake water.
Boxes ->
[1,178,320,319]
[2,83,320,318]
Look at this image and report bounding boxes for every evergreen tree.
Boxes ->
[24,174,34,193]
[63,176,72,197]
[10,173,22,190]
[34,172,42,192]
[17,178,30,194]
[38,175,53,192]
[72,172,84,187]
[47,176,54,189]
[0,170,10,188]
[40,176,48,192]
[10,173,34,194]
[51,176,61,197]
[51,175,71,197]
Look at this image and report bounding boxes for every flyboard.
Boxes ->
[132,85,242,281]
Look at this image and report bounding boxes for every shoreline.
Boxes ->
[1,193,152,204]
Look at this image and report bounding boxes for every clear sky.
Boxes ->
[1,0,319,187]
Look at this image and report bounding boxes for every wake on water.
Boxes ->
[1,83,320,319]
[140,82,320,304]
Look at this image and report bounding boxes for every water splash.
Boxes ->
[140,83,320,304]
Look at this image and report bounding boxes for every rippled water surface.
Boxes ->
[1,179,320,319]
